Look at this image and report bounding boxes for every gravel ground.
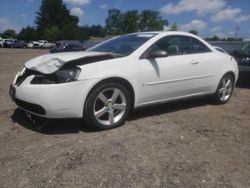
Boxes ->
[0,48,250,188]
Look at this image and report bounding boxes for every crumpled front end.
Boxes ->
[10,68,98,118]
[25,51,118,74]
[9,51,120,118]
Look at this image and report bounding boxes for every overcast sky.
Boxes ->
[0,0,250,38]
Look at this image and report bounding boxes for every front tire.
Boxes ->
[84,83,131,130]
[213,73,234,104]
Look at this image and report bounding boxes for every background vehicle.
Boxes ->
[83,40,101,49]
[12,40,27,48]
[27,41,35,48]
[0,39,3,47]
[231,43,250,72]
[10,32,239,130]
[208,41,247,54]
[3,39,17,48]
[50,40,85,53]
[33,40,55,48]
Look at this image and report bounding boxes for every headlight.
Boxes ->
[55,67,81,83]
[31,66,81,84]
[13,67,26,85]
[19,67,26,76]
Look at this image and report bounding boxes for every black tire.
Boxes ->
[213,73,234,104]
[84,82,131,130]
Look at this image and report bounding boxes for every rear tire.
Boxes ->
[84,82,131,130]
[213,73,234,104]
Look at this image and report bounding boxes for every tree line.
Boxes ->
[0,0,168,41]
[1,0,242,41]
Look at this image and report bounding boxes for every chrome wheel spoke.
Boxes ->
[225,79,231,88]
[98,93,108,105]
[108,110,115,124]
[111,89,120,102]
[222,91,226,100]
[95,107,108,118]
[222,78,226,87]
[219,88,224,94]
[113,103,126,110]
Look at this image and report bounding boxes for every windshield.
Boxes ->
[88,33,157,56]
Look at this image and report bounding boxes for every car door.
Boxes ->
[137,35,213,105]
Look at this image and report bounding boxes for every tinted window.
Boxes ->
[150,35,211,56]
[190,37,211,53]
[88,33,157,56]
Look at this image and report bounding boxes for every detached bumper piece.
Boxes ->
[15,98,46,115]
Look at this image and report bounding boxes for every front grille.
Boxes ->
[15,98,46,115]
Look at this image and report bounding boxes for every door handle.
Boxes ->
[191,60,199,65]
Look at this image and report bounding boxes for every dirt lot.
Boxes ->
[0,48,250,188]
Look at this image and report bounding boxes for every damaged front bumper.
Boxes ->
[10,72,98,118]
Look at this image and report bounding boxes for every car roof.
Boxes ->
[122,31,201,40]
[127,31,195,35]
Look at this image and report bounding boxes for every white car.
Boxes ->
[0,39,3,47]
[33,40,55,48]
[10,31,239,129]
[27,41,36,48]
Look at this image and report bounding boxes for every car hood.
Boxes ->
[25,51,118,74]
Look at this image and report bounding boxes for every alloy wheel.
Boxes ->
[218,76,233,102]
[93,88,127,126]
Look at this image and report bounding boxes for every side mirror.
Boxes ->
[148,50,168,59]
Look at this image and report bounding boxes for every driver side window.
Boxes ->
[151,35,193,56]
[149,35,211,56]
